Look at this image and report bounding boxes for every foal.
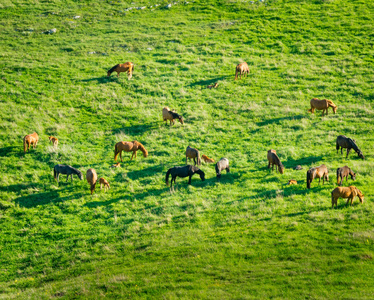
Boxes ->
[267,150,284,174]
[107,62,134,79]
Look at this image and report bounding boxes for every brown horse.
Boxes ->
[331,186,364,208]
[114,140,148,161]
[308,98,337,116]
[48,136,58,148]
[336,166,356,186]
[99,178,110,191]
[107,62,134,79]
[267,150,284,174]
[86,168,98,195]
[23,132,39,152]
[336,135,365,159]
[186,146,201,166]
[202,154,215,163]
[162,107,184,125]
[235,62,249,80]
[306,164,329,189]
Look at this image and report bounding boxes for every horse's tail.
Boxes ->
[196,150,201,165]
[336,138,340,151]
[114,143,119,161]
[23,136,27,152]
[306,170,311,189]
[235,68,239,80]
[107,64,119,76]
[53,166,57,179]
[165,169,171,186]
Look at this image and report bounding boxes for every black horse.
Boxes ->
[336,135,364,159]
[53,164,83,183]
[165,165,205,190]
[215,158,230,180]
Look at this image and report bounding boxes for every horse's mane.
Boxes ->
[107,64,119,74]
[134,141,148,156]
[347,138,359,152]
[327,100,337,107]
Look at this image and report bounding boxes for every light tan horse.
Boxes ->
[114,140,148,161]
[308,98,337,115]
[86,168,98,195]
[306,164,329,189]
[235,62,249,80]
[186,146,201,166]
[331,186,364,208]
[267,150,284,174]
[107,62,134,79]
[23,132,39,152]
[49,136,58,148]
[99,178,110,191]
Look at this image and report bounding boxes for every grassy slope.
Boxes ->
[1,0,374,298]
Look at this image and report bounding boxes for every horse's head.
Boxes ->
[358,151,365,160]
[107,71,111,77]
[278,164,285,174]
[78,172,83,180]
[178,116,184,124]
[332,105,338,114]
[350,172,356,181]
[199,170,205,181]
[357,189,364,203]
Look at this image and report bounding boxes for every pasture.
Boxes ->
[1,0,374,298]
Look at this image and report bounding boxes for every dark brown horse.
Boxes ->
[336,166,356,186]
[336,135,364,159]
[165,165,205,191]
[306,164,329,189]
[267,150,284,174]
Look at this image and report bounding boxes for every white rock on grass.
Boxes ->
[46,28,57,34]
[73,16,80,19]
[166,4,172,8]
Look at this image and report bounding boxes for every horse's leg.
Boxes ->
[346,148,350,158]
[267,161,270,169]
[193,157,196,166]
[119,151,123,162]
[66,174,69,182]
[131,152,135,161]
[57,173,60,183]
[188,175,192,184]
[318,177,321,185]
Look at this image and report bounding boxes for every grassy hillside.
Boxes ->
[1,0,374,298]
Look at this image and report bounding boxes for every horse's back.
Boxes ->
[86,168,97,184]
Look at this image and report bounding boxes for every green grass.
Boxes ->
[1,0,374,298]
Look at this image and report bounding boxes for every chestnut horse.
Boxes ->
[114,140,148,161]
[235,62,249,80]
[267,150,284,174]
[202,154,215,163]
[336,166,356,186]
[49,136,58,148]
[107,62,134,79]
[308,98,337,116]
[23,132,39,152]
[331,186,364,208]
[186,146,201,166]
[306,164,329,189]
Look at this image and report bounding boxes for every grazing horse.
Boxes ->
[23,132,39,152]
[86,168,97,195]
[331,186,364,208]
[215,158,230,180]
[337,166,356,186]
[99,178,110,191]
[336,135,365,159]
[54,164,83,183]
[308,98,338,115]
[48,136,58,148]
[267,150,284,174]
[162,107,184,125]
[202,154,215,163]
[235,62,249,80]
[107,62,134,79]
[165,165,205,191]
[306,164,329,189]
[114,140,148,162]
[186,146,201,166]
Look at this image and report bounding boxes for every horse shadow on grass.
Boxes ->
[81,76,114,84]
[256,114,306,127]
[0,146,26,159]
[112,123,158,136]
[283,155,323,169]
